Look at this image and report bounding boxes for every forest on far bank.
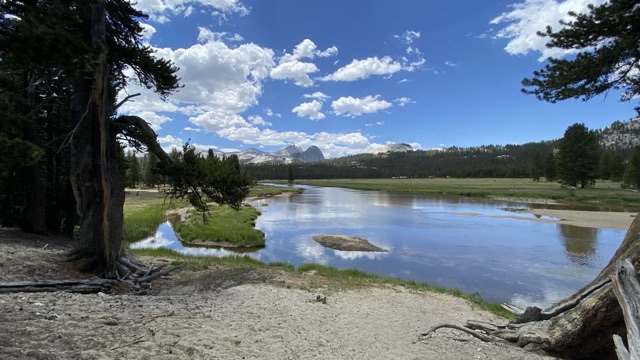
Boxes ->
[244,122,640,187]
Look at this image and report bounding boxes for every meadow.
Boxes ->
[283,178,640,211]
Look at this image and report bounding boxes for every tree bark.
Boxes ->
[68,2,124,278]
[499,214,640,359]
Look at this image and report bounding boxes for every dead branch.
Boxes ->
[611,259,640,360]
[419,323,501,343]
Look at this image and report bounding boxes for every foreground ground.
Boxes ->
[0,229,554,359]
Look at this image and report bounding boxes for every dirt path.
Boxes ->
[0,229,555,359]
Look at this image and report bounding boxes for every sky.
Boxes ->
[118,0,635,158]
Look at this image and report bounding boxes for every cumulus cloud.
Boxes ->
[270,60,319,87]
[491,0,608,61]
[183,127,202,132]
[248,115,271,126]
[394,97,412,107]
[292,100,325,120]
[320,54,425,82]
[197,27,244,43]
[303,91,330,100]
[270,39,337,87]
[132,0,249,22]
[331,95,392,117]
[264,107,281,117]
[395,30,421,44]
[444,60,457,67]
[157,134,185,152]
[320,56,403,81]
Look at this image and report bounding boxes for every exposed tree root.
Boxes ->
[419,323,505,343]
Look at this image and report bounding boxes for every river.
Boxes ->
[130,185,625,308]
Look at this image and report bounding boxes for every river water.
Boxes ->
[130,185,625,308]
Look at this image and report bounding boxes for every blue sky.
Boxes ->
[119,0,633,158]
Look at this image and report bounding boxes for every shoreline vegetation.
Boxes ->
[121,179,637,320]
[276,178,640,212]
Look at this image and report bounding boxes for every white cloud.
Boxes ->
[292,100,325,120]
[394,97,412,107]
[140,23,156,41]
[248,115,271,126]
[183,127,202,132]
[399,78,409,83]
[318,46,338,57]
[331,95,392,117]
[132,0,249,22]
[270,39,337,87]
[321,52,425,82]
[270,60,319,87]
[303,91,330,100]
[491,0,608,61]
[264,107,281,117]
[197,27,244,43]
[320,56,404,81]
[365,121,385,127]
[395,30,421,44]
[444,60,457,67]
[157,134,184,152]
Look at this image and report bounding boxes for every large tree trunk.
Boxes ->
[68,2,123,278]
[503,215,640,359]
[67,3,174,280]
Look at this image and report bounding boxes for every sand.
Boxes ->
[0,229,555,360]
[455,209,636,230]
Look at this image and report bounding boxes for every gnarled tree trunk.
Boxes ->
[502,215,640,359]
[68,2,122,277]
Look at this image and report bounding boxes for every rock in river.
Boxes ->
[312,234,387,252]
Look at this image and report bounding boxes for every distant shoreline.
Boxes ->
[454,209,635,230]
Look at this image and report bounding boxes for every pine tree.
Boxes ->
[544,153,557,182]
[623,147,640,188]
[599,152,611,180]
[288,164,295,183]
[129,152,140,188]
[530,151,544,181]
[557,123,598,188]
[609,154,626,182]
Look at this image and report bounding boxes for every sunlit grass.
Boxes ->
[248,184,303,198]
[173,204,265,247]
[128,247,512,318]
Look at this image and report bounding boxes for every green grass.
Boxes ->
[123,190,178,243]
[282,178,640,211]
[174,204,265,247]
[127,247,512,318]
[249,184,303,198]
[123,184,299,244]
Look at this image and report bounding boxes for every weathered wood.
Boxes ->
[611,259,640,360]
[501,303,524,315]
[134,265,182,283]
[420,323,501,343]
[0,278,114,293]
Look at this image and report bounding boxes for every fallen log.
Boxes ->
[611,259,640,360]
[0,278,115,294]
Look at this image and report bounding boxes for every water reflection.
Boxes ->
[130,222,260,258]
[131,185,625,307]
[558,224,598,266]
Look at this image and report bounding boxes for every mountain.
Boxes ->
[368,143,414,154]
[233,144,325,164]
[597,117,640,151]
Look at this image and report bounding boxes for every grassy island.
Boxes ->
[174,204,265,248]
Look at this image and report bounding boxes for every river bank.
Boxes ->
[0,229,554,359]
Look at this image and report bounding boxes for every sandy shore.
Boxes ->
[455,209,636,230]
[0,229,555,360]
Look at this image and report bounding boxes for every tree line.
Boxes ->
[245,122,640,189]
